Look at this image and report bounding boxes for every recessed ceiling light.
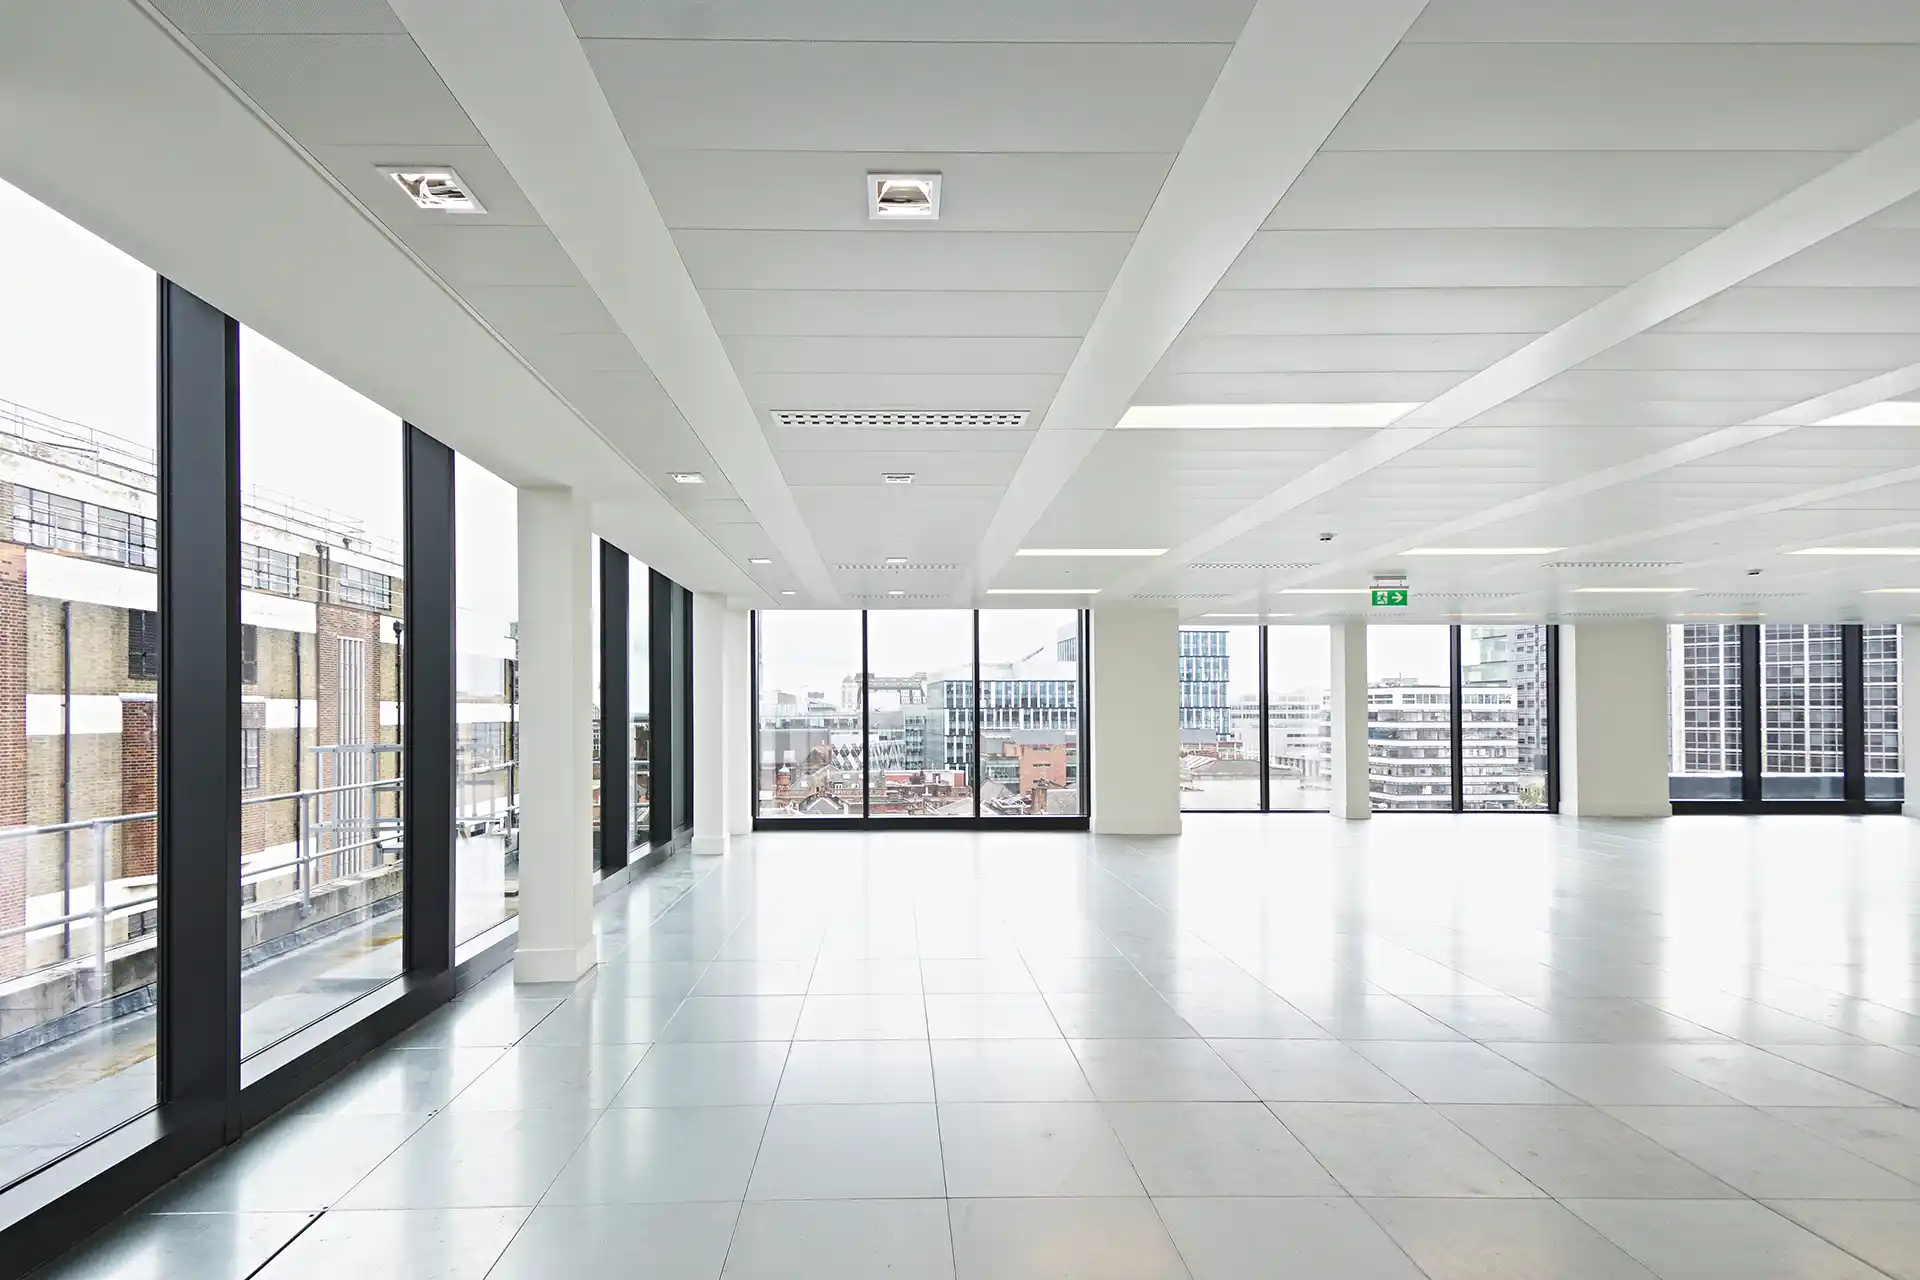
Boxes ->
[1863,587,1920,594]
[748,558,772,566]
[882,473,915,485]
[1115,403,1420,430]
[780,590,797,596]
[1791,547,1920,556]
[1277,588,1370,596]
[1682,611,1765,618]
[885,556,909,565]
[868,173,941,221]
[1449,612,1522,618]
[986,588,1101,596]
[669,472,705,485]
[1016,548,1167,558]
[887,589,906,597]
[382,168,485,213]
[1404,547,1562,557]
[1573,587,1689,594]
[1817,400,1920,427]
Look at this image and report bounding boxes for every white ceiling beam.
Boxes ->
[386,0,839,603]
[1109,112,1920,602]
[957,0,1434,602]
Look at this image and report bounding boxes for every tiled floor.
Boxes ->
[37,815,1920,1279]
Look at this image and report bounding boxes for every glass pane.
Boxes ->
[1865,624,1903,801]
[1667,624,1742,801]
[629,559,650,848]
[236,330,405,1057]
[980,611,1081,818]
[0,177,159,1182]
[1266,626,1331,811]
[1368,625,1453,812]
[589,537,601,872]
[455,458,518,941]
[1179,625,1258,811]
[1761,623,1844,801]
[1461,624,1550,811]
[866,611,975,817]
[756,611,863,816]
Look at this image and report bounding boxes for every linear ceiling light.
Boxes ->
[1016,548,1167,558]
[884,556,909,565]
[668,472,705,484]
[1115,403,1420,430]
[1683,611,1765,618]
[882,473,915,485]
[1816,400,1920,427]
[1277,588,1370,595]
[1791,547,1920,556]
[1572,586,1690,594]
[1404,547,1562,556]
[986,588,1101,596]
[1449,612,1522,618]
[748,558,772,565]
[780,590,797,596]
[1863,587,1920,594]
[1203,613,1297,619]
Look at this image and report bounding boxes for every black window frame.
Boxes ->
[127,607,159,681]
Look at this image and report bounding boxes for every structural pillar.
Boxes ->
[1903,624,1920,817]
[1090,608,1181,836]
[724,606,754,835]
[691,592,730,855]
[514,486,597,983]
[1330,621,1370,820]
[1560,622,1671,818]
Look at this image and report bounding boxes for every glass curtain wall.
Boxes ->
[865,611,974,817]
[1368,625,1455,812]
[1267,626,1332,811]
[1461,624,1550,811]
[756,610,863,817]
[0,177,160,1185]
[629,558,650,849]
[453,457,518,942]
[979,610,1082,818]
[236,330,405,1056]
[1667,624,1743,801]
[1761,623,1845,801]
[589,536,601,868]
[1180,625,1260,811]
[1865,624,1903,801]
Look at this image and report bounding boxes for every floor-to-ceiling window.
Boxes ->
[755,610,863,818]
[865,610,974,817]
[0,176,161,1188]
[1368,625,1455,812]
[1267,626,1332,811]
[1461,624,1551,812]
[1865,624,1902,801]
[1667,624,1743,801]
[1761,623,1845,801]
[453,457,518,941]
[629,557,650,849]
[236,329,405,1056]
[979,610,1082,819]
[1179,625,1260,811]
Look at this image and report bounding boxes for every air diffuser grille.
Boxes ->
[773,411,1029,431]
[1190,562,1320,571]
[837,563,962,572]
[852,593,946,602]
[1548,561,1681,570]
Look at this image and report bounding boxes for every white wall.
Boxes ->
[1561,622,1673,818]
[1329,621,1370,820]
[1090,608,1181,836]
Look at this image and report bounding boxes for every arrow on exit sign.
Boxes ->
[1370,587,1409,607]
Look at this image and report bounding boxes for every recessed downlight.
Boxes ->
[1115,403,1419,430]
[887,589,906,597]
[882,473,915,485]
[669,472,705,485]
[780,590,797,596]
[985,588,1101,596]
[1016,548,1167,558]
[1404,547,1562,557]
[382,167,484,213]
[885,556,909,565]
[748,558,772,566]
[868,173,941,221]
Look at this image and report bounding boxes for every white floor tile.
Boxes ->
[938,1103,1144,1197]
[1564,1198,1892,1279]
[1102,1101,1342,1196]
[748,1103,947,1199]
[723,1199,955,1279]
[1157,1197,1426,1280]
[948,1198,1189,1280]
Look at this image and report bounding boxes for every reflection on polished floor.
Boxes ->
[42,816,1920,1279]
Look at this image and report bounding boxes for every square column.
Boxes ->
[1330,621,1370,820]
[724,606,754,835]
[514,486,597,983]
[691,592,731,854]
[1560,622,1672,818]
[1090,608,1181,836]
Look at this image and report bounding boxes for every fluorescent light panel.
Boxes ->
[1016,548,1166,558]
[668,472,705,484]
[1115,402,1419,430]
[1277,588,1369,595]
[1792,547,1920,556]
[1864,588,1920,594]
[986,588,1100,596]
[1816,400,1920,427]
[1404,547,1562,556]
[748,558,772,565]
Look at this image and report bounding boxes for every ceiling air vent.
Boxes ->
[1548,561,1681,570]
[1134,593,1229,602]
[1190,562,1320,571]
[1431,592,1520,600]
[1693,591,1806,599]
[836,563,962,572]
[852,593,946,602]
[1557,611,1659,619]
[773,411,1029,431]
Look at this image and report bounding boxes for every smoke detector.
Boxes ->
[382,168,484,213]
[868,173,941,221]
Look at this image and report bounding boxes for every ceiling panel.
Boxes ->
[638,150,1174,232]
[773,449,1026,489]
[399,224,588,287]
[1654,287,1920,333]
[1582,332,1920,371]
[562,0,1257,42]
[673,230,1134,292]
[701,290,1105,339]
[584,40,1231,152]
[722,336,1081,376]
[1221,229,1713,289]
[743,372,1063,411]
[1161,333,1535,374]
[461,285,622,341]
[1265,150,1839,230]
[1517,369,1859,403]
[156,0,407,35]
[1185,288,1611,336]
[1461,400,1780,428]
[1746,228,1920,286]
[1135,372,1476,404]
[1324,43,1920,152]
[1405,0,1920,44]
[767,426,1035,457]
[190,33,483,144]
[509,331,653,372]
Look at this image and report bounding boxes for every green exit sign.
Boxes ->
[1371,587,1409,607]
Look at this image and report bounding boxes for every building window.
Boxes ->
[241,542,299,595]
[13,485,157,567]
[240,623,258,685]
[128,607,159,680]
[337,562,392,609]
[241,727,262,791]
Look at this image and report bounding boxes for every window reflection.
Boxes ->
[454,458,518,941]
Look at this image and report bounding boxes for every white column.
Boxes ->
[1902,624,1920,817]
[1090,608,1181,836]
[514,486,597,984]
[724,605,754,835]
[1561,622,1672,818]
[1329,621,1370,820]
[691,592,730,854]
